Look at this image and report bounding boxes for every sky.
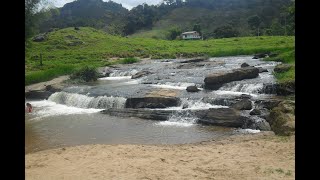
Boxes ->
[53,0,163,10]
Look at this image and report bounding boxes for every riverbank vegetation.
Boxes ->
[25,27,294,85]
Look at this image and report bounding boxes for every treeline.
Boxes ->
[28,0,295,40]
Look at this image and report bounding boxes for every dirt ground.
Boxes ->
[25,132,295,180]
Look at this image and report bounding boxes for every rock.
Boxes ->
[241,63,250,68]
[274,64,293,73]
[180,57,207,63]
[32,34,46,42]
[74,27,80,30]
[242,116,271,131]
[186,86,200,92]
[197,108,244,127]
[125,97,180,109]
[132,71,152,79]
[25,90,53,100]
[267,101,295,136]
[239,94,252,99]
[259,82,295,96]
[253,52,269,59]
[231,99,252,110]
[255,99,282,110]
[176,63,205,69]
[44,85,62,93]
[250,109,261,115]
[103,108,246,127]
[204,67,259,90]
[258,67,268,73]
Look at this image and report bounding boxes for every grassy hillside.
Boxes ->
[26,27,294,85]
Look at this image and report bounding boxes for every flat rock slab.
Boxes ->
[102,108,244,127]
[125,97,181,108]
[204,67,259,90]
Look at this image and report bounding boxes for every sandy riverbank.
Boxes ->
[26,132,294,180]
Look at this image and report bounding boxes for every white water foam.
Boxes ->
[98,76,132,80]
[156,111,198,127]
[151,82,202,90]
[28,100,102,121]
[214,90,258,97]
[48,92,127,109]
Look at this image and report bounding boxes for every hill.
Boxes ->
[36,0,294,39]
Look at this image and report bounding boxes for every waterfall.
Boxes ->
[48,92,126,109]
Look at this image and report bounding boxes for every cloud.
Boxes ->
[53,0,163,9]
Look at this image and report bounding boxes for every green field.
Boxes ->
[25,27,295,85]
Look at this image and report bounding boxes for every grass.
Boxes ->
[25,27,295,85]
[264,49,295,83]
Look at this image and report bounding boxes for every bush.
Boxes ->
[121,57,139,64]
[70,66,98,82]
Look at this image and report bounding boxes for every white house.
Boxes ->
[181,31,201,40]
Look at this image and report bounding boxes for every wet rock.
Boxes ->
[260,82,295,96]
[204,67,259,90]
[267,101,295,136]
[241,63,250,68]
[231,99,252,110]
[176,63,205,69]
[258,67,268,73]
[103,108,246,127]
[274,64,294,73]
[255,99,282,110]
[180,57,207,63]
[44,84,63,93]
[239,94,252,99]
[25,90,53,100]
[250,109,261,115]
[197,108,244,127]
[125,97,180,109]
[253,52,269,59]
[132,71,152,79]
[242,116,271,131]
[32,34,46,42]
[186,86,200,92]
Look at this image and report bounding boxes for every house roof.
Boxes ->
[181,31,198,35]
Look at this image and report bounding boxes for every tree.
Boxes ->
[166,27,182,40]
[247,15,262,36]
[213,25,239,38]
[193,24,202,36]
[25,0,41,41]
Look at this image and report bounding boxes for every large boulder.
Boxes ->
[259,82,295,96]
[125,97,180,109]
[267,101,295,136]
[250,109,261,115]
[186,86,200,92]
[204,67,259,90]
[258,67,268,73]
[196,108,244,127]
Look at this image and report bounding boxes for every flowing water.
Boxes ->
[25,56,279,154]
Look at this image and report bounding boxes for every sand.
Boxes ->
[25,132,294,180]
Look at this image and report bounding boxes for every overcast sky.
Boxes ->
[53,0,163,10]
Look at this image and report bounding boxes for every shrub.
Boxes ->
[121,57,139,64]
[70,66,98,82]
